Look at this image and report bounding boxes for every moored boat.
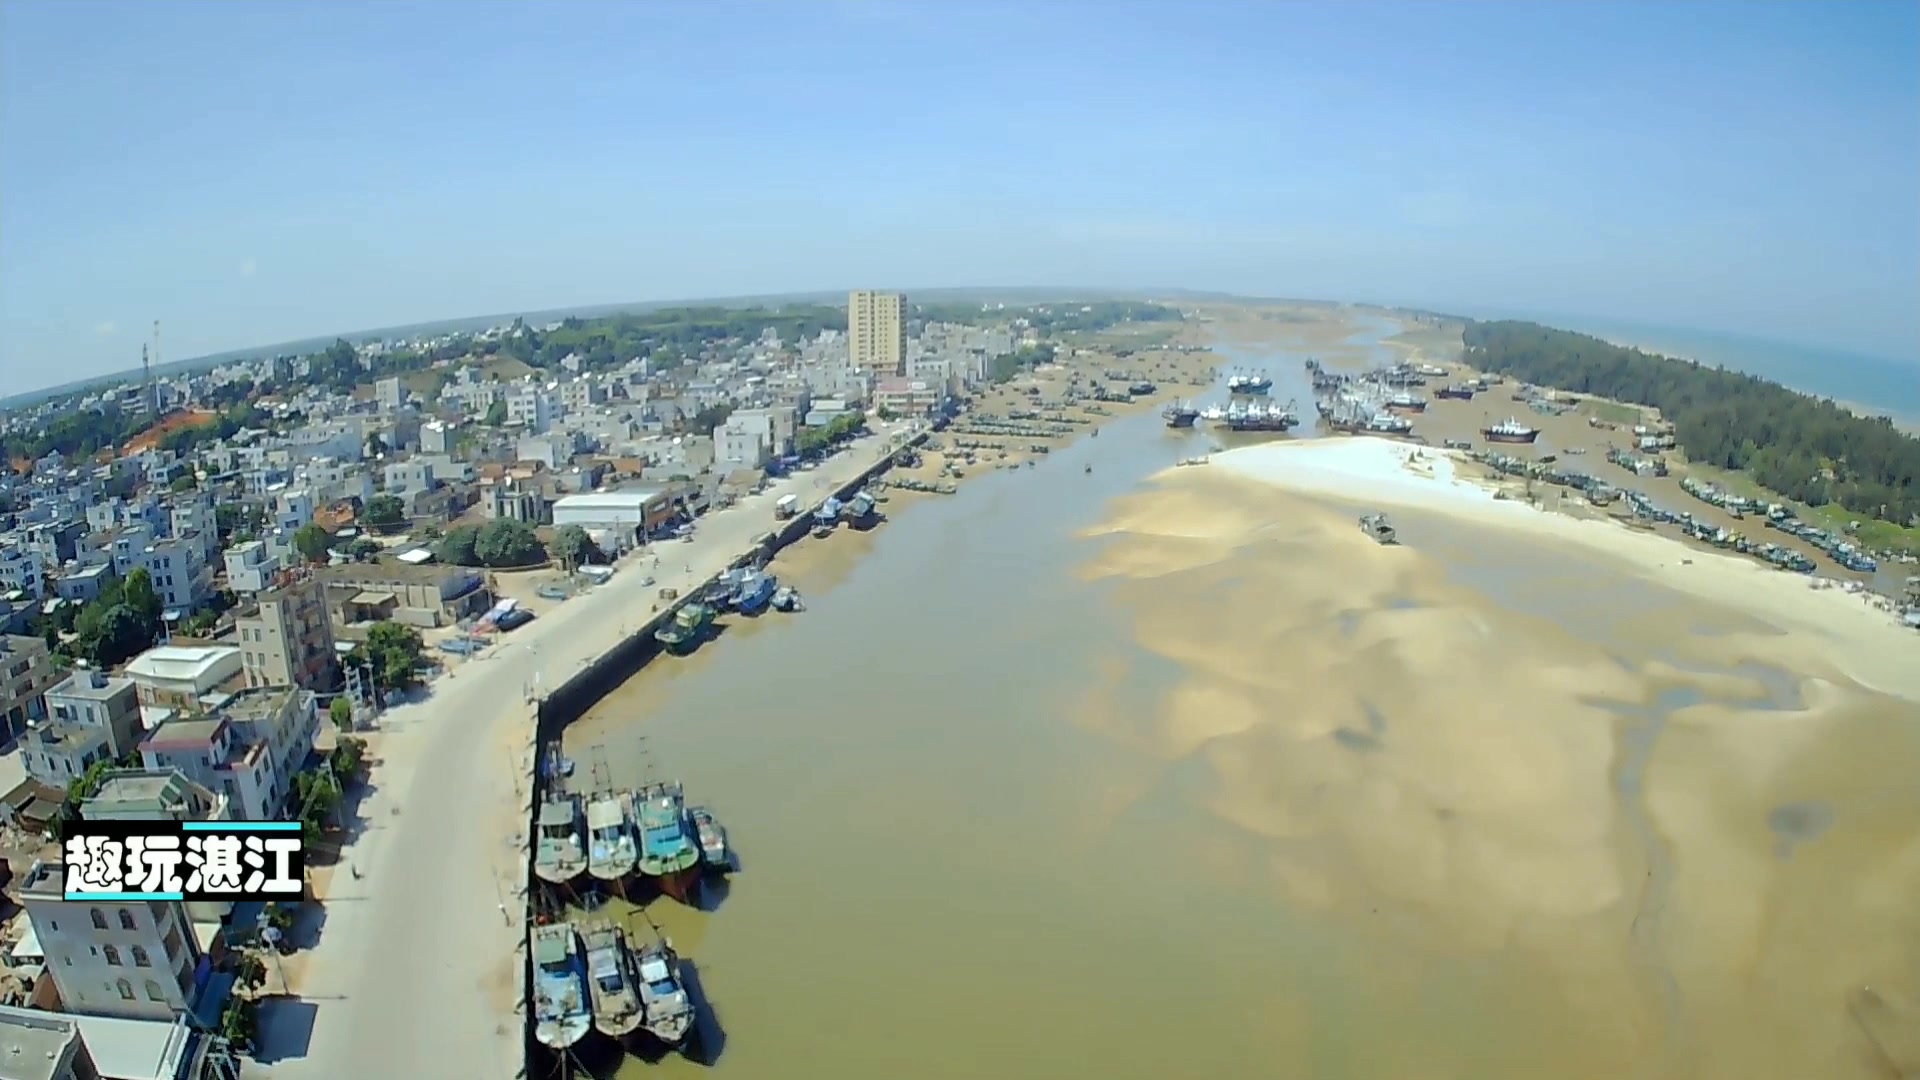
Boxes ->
[534,792,588,886]
[731,570,778,615]
[586,792,637,882]
[1482,417,1541,444]
[812,497,842,538]
[1226,373,1273,396]
[654,603,715,656]
[1162,400,1200,428]
[532,922,593,1050]
[1437,384,1477,400]
[771,584,804,612]
[582,922,644,1040]
[1359,512,1397,544]
[1385,392,1428,413]
[689,805,730,871]
[634,935,699,1053]
[636,782,704,904]
[844,490,881,529]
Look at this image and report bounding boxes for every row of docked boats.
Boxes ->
[533,919,700,1057]
[536,779,731,903]
[1164,398,1301,431]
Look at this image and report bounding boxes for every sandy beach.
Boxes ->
[1073,434,1920,1078]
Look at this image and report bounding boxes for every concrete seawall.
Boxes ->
[518,432,924,1073]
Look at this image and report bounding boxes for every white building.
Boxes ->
[111,537,210,613]
[273,487,316,534]
[138,687,318,821]
[382,458,435,497]
[375,376,405,410]
[123,644,243,711]
[16,860,208,1022]
[0,539,46,598]
[419,419,452,454]
[20,669,143,788]
[222,539,281,594]
[505,382,556,433]
[550,487,675,547]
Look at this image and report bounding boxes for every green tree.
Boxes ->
[121,569,162,625]
[551,524,600,570]
[232,952,268,994]
[331,735,367,779]
[438,524,481,565]
[363,493,405,526]
[351,621,425,691]
[82,605,153,667]
[328,696,353,732]
[366,432,387,457]
[474,519,544,567]
[293,524,332,565]
[484,399,508,426]
[169,472,198,492]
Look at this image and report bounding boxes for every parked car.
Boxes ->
[496,608,535,632]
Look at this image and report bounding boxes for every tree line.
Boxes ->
[1462,321,1920,526]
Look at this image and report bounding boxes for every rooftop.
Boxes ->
[142,716,227,751]
[123,644,242,686]
[72,1013,202,1080]
[0,1004,81,1080]
[47,667,135,701]
[217,685,302,725]
[24,717,104,753]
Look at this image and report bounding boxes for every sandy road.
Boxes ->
[259,429,912,1079]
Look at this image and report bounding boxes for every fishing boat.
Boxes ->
[1364,412,1414,436]
[688,806,730,871]
[843,490,881,529]
[1128,380,1156,396]
[654,602,714,656]
[532,922,593,1050]
[1385,392,1428,413]
[702,567,747,611]
[533,792,588,886]
[1482,417,1541,444]
[771,584,804,612]
[1162,400,1200,428]
[1226,373,1273,396]
[634,935,699,1053]
[732,570,777,615]
[635,782,704,904]
[1359,513,1397,544]
[583,923,644,1040]
[1225,399,1300,432]
[812,497,842,538]
[1436,384,1477,400]
[586,792,637,882]
[1198,403,1227,422]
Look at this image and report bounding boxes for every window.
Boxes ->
[132,945,151,967]
[103,944,122,965]
[144,978,165,1001]
[118,909,136,931]
[89,908,106,930]
[116,978,134,999]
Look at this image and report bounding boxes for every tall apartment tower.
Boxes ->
[847,290,907,376]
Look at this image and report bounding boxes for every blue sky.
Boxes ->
[2,0,1915,387]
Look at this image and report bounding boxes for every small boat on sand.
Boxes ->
[1360,513,1397,545]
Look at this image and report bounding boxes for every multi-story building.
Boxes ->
[505,382,557,433]
[222,539,281,594]
[16,860,207,1022]
[419,419,452,454]
[233,575,336,692]
[0,539,48,598]
[138,687,318,820]
[110,536,211,613]
[0,634,58,743]
[848,290,908,376]
[375,375,405,410]
[20,670,144,786]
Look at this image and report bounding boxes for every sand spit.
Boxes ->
[1075,443,1920,1079]
[1204,436,1920,702]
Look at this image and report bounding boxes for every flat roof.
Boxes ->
[0,1004,80,1080]
[143,716,227,750]
[553,487,669,510]
[124,643,241,685]
[70,1013,198,1080]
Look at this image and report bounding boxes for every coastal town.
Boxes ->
[0,291,1203,1078]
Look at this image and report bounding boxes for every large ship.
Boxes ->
[533,792,587,887]
[586,792,637,882]
[582,923,644,1041]
[634,935,699,1055]
[1162,400,1200,428]
[635,782,705,904]
[1224,399,1299,432]
[1436,383,1477,400]
[1385,392,1428,414]
[654,602,715,656]
[1482,417,1541,444]
[532,922,593,1050]
[1226,373,1273,396]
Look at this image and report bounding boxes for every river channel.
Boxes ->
[561,330,1919,1079]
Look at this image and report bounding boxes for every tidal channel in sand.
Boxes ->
[562,329,1919,1080]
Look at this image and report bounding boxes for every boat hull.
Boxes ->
[1482,429,1540,444]
[646,864,704,905]
[1386,401,1427,413]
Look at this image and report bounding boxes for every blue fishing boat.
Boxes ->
[636,782,703,904]
[532,922,593,1049]
[732,570,777,615]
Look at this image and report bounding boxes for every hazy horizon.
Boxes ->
[2,0,1915,391]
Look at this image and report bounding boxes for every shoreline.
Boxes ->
[1179,436,1918,700]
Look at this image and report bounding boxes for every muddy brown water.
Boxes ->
[560,349,1919,1080]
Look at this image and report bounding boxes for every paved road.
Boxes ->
[260,431,910,1078]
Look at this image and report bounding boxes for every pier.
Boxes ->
[517,425,926,1076]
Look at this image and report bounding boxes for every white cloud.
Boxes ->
[240,257,257,277]
[94,321,116,336]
